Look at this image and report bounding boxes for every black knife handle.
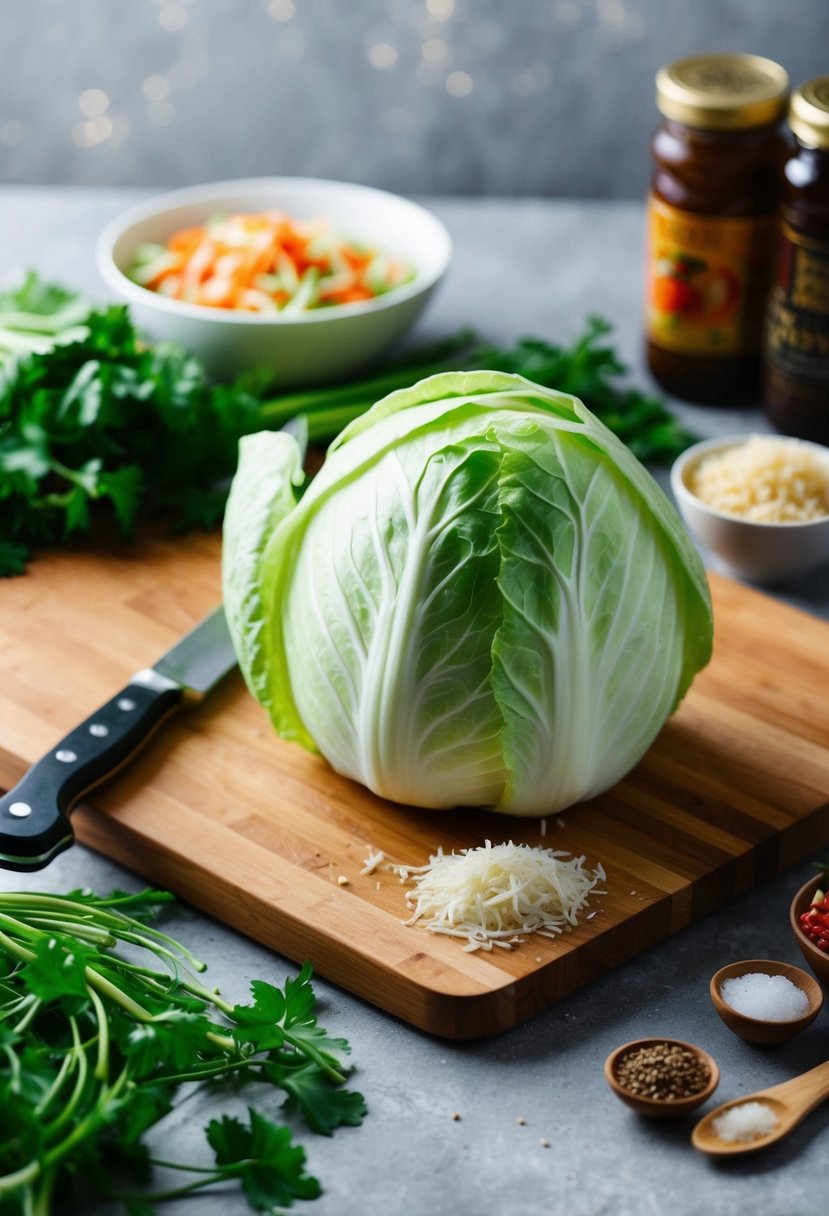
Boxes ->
[0,671,183,872]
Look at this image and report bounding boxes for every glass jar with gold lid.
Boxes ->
[645,53,789,404]
[763,77,829,443]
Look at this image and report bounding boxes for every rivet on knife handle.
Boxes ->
[0,675,184,872]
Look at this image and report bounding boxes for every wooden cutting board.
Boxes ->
[1,526,828,1039]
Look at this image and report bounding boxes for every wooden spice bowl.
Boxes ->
[790,876,829,988]
[710,959,823,1047]
[604,1037,720,1118]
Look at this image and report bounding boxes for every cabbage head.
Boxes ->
[222,371,712,816]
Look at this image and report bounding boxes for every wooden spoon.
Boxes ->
[692,1058,829,1155]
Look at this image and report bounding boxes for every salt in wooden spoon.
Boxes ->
[692,1058,829,1155]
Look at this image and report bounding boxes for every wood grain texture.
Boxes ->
[1,526,828,1038]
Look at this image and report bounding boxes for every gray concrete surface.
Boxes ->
[2,0,828,197]
[1,189,829,1215]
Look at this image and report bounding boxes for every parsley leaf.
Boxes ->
[112,1083,174,1147]
[0,540,28,575]
[125,1011,213,1079]
[22,935,94,1006]
[270,1060,368,1135]
[233,963,351,1080]
[97,464,143,534]
[206,1109,321,1210]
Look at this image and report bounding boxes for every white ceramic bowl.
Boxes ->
[96,177,452,386]
[671,434,829,584]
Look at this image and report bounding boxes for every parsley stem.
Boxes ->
[20,916,115,946]
[0,893,202,968]
[42,1065,130,1169]
[34,1046,76,1118]
[116,925,207,974]
[150,1057,256,1086]
[0,993,31,1019]
[1,1042,21,1093]
[83,966,152,1021]
[12,994,41,1035]
[93,890,176,910]
[87,984,109,1081]
[0,894,124,917]
[44,1018,87,1141]
[204,1029,236,1052]
[119,1174,223,1202]
[283,1028,346,1084]
[47,457,96,494]
[0,1160,41,1194]
[109,919,208,978]
[95,957,173,983]
[32,1166,56,1216]
[120,961,235,1015]
[147,1157,222,1173]
[0,925,36,963]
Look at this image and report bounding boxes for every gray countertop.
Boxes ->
[2,189,828,1216]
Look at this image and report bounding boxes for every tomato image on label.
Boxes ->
[652,254,740,328]
[653,271,704,317]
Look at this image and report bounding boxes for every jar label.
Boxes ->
[645,196,775,357]
[764,223,829,385]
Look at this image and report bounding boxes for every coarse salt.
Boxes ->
[712,1101,778,1143]
[720,972,809,1022]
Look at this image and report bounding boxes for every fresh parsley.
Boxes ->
[0,292,262,576]
[0,887,366,1214]
[0,273,695,578]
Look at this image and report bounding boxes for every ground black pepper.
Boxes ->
[614,1042,710,1101]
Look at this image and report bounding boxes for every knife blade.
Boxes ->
[0,604,237,873]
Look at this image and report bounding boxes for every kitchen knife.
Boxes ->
[0,604,238,873]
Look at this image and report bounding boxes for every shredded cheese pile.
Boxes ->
[689,435,829,523]
[392,840,605,952]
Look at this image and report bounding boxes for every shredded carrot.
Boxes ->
[129,209,413,313]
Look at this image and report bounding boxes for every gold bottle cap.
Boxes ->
[789,76,829,149]
[656,54,789,131]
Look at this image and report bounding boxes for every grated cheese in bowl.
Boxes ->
[391,840,605,952]
[688,435,829,524]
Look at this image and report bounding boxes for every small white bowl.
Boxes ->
[96,177,452,386]
[671,434,829,584]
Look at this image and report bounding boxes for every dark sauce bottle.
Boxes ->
[645,54,789,404]
[764,77,829,444]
